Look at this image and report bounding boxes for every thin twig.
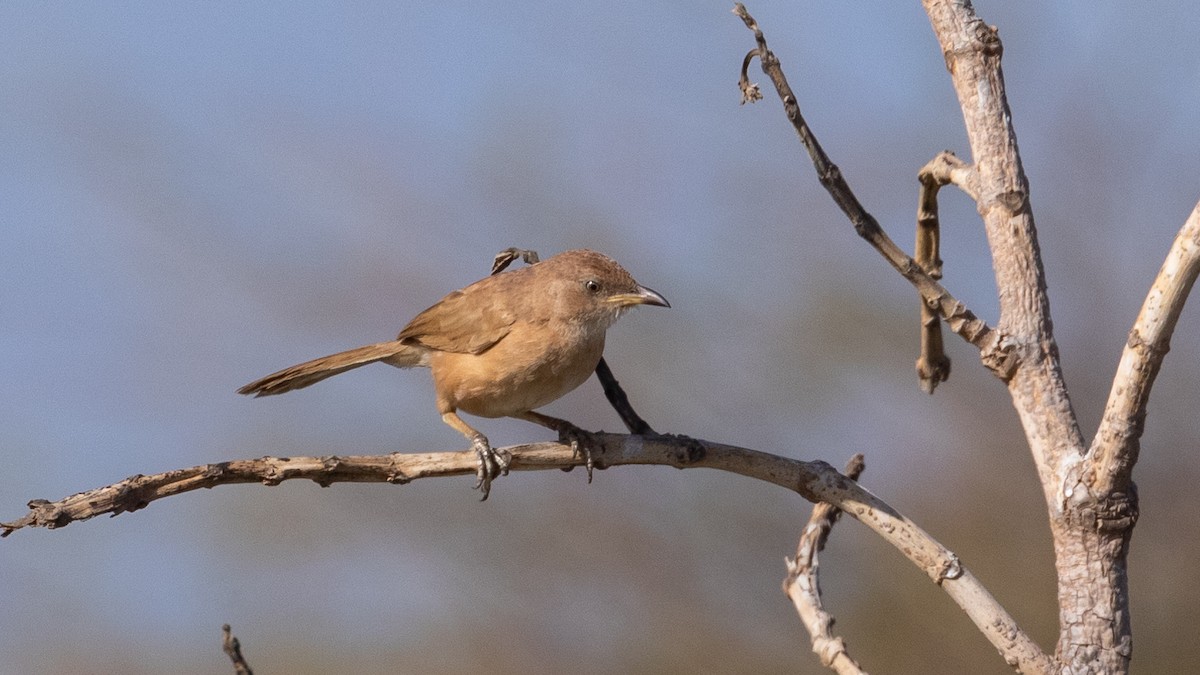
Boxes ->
[1088,199,1200,494]
[732,3,1010,379]
[594,357,655,434]
[784,454,868,674]
[914,152,974,393]
[222,624,254,675]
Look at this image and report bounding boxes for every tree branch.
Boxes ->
[3,432,1050,673]
[784,454,868,675]
[912,151,978,393]
[1088,199,1200,493]
[594,357,655,434]
[222,624,254,675]
[919,2,1136,671]
[915,155,954,393]
[732,3,1012,381]
[734,5,1055,672]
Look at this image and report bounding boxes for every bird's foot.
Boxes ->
[471,433,511,501]
[556,424,600,483]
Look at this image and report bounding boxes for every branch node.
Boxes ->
[976,22,1003,57]
[315,456,342,486]
[663,433,706,465]
[980,331,1020,381]
[784,454,868,673]
[935,553,964,584]
[738,50,763,104]
[386,455,413,485]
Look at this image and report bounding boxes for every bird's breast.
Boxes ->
[428,320,606,418]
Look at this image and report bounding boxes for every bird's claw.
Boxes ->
[557,425,599,483]
[471,434,510,501]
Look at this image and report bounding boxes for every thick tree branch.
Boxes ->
[3,433,1051,674]
[1089,199,1200,493]
[735,4,1072,672]
[919,0,1087,489]
[732,4,1012,382]
[784,454,868,675]
[920,2,1118,671]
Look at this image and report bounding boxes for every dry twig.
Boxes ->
[784,454,867,674]
[914,151,977,392]
[222,624,253,675]
[732,3,1010,380]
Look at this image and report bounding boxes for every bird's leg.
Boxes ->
[441,411,510,500]
[513,411,600,483]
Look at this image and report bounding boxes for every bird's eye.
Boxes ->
[584,279,601,293]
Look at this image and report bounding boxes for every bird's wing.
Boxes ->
[396,286,516,355]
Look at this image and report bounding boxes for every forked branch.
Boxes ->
[734,5,1051,672]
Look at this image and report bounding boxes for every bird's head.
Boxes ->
[539,249,669,329]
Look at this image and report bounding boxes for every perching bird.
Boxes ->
[238,249,669,498]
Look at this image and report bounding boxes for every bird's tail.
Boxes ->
[237,340,421,397]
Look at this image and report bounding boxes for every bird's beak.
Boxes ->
[607,284,670,308]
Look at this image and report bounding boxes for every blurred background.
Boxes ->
[2,1,1198,673]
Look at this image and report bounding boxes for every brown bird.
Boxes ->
[238,249,669,498]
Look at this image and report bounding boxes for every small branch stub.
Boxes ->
[222,624,254,675]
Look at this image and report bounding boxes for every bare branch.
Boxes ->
[920,150,979,202]
[922,2,1116,670]
[1089,199,1200,492]
[732,4,1009,379]
[222,624,254,675]
[919,0,1087,479]
[735,5,1052,671]
[916,158,951,393]
[784,454,868,675]
[594,357,655,434]
[3,431,1050,673]
[913,152,978,393]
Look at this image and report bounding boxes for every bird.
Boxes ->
[238,248,669,498]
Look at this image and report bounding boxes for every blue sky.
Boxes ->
[3,2,1199,672]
